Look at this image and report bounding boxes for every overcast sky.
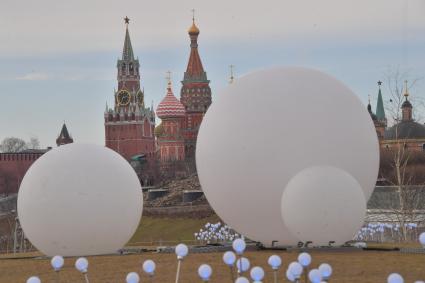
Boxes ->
[0,0,424,147]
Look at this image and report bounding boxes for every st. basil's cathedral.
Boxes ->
[104,16,211,173]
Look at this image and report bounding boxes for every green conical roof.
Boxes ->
[376,86,386,121]
[122,27,134,61]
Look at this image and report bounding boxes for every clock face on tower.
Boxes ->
[117,90,130,106]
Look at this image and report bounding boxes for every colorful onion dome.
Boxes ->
[156,81,186,118]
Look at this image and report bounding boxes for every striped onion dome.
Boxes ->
[156,81,186,118]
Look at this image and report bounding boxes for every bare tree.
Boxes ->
[0,138,27,153]
[378,68,425,241]
[26,137,40,150]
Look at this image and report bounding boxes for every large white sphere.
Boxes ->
[282,166,366,245]
[196,67,379,246]
[17,143,143,256]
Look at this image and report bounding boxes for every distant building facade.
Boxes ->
[155,18,211,163]
[369,81,425,151]
[0,124,71,194]
[104,18,156,161]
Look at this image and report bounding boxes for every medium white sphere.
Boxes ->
[308,269,322,283]
[232,238,246,254]
[75,257,88,273]
[282,166,366,245]
[198,264,212,280]
[387,273,404,283]
[17,144,143,256]
[126,272,140,283]
[236,257,250,272]
[250,266,265,281]
[223,251,237,266]
[196,67,379,246]
[50,255,64,271]
[267,255,282,270]
[26,277,41,283]
[297,252,312,267]
[142,260,156,275]
[175,243,189,258]
[419,232,425,246]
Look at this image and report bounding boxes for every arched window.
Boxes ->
[121,64,126,74]
[422,144,425,151]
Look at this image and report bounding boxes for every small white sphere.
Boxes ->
[267,255,282,270]
[288,262,303,278]
[175,243,189,258]
[250,266,265,281]
[387,273,404,283]
[286,269,295,282]
[126,272,140,283]
[297,252,312,267]
[50,255,64,271]
[235,277,250,283]
[142,259,156,275]
[308,269,322,283]
[75,257,88,273]
[223,251,236,266]
[236,257,250,272]
[232,238,246,254]
[419,232,425,246]
[17,144,143,256]
[318,263,332,279]
[26,277,41,283]
[198,264,212,281]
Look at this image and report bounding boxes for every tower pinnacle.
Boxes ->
[376,80,386,122]
[229,65,235,84]
[122,17,134,61]
[404,80,409,99]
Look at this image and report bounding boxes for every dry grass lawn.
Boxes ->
[0,249,424,283]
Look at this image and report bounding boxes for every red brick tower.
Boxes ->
[180,16,211,159]
[156,73,186,162]
[104,17,155,160]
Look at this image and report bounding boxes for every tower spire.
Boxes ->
[376,80,386,121]
[122,17,134,61]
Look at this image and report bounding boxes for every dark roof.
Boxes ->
[384,120,425,140]
[58,124,71,140]
[402,99,412,108]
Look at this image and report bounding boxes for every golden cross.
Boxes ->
[166,71,172,85]
[191,9,195,23]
